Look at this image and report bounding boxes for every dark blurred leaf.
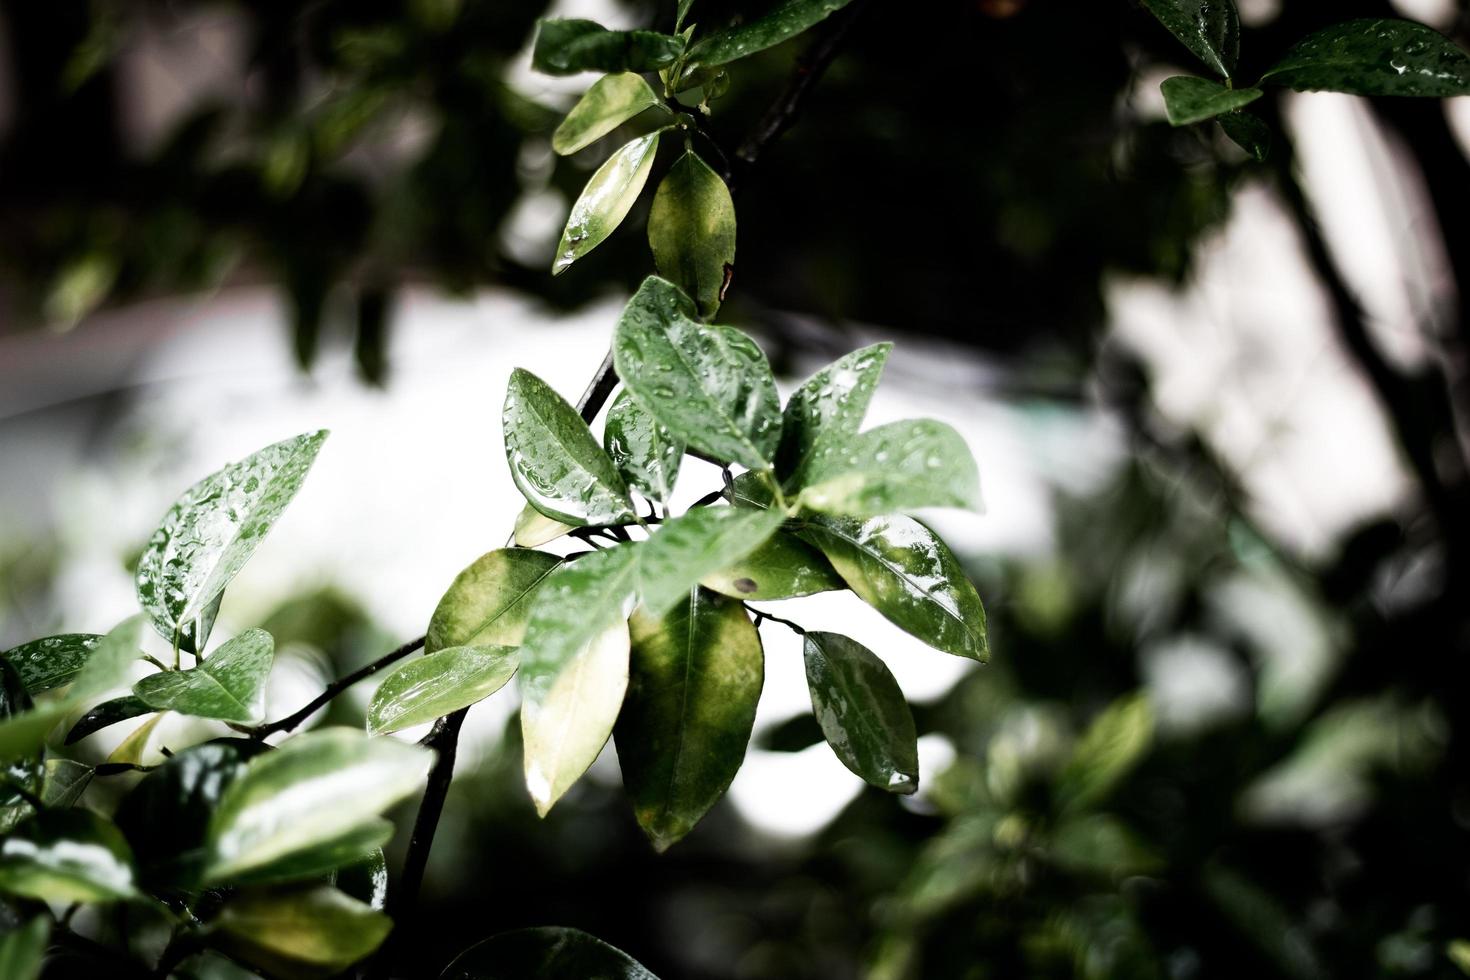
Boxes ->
[0,809,137,902]
[756,712,825,752]
[441,927,659,978]
[65,695,152,745]
[689,0,855,66]
[1219,110,1271,160]
[1054,694,1152,813]
[0,916,47,980]
[533,19,684,75]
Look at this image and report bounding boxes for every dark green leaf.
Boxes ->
[427,548,563,654]
[613,276,782,470]
[65,695,152,744]
[1055,694,1153,813]
[332,847,388,911]
[2,634,101,695]
[757,712,825,752]
[647,150,736,319]
[688,0,855,67]
[367,646,519,734]
[504,368,638,526]
[533,19,684,76]
[441,927,659,979]
[176,592,223,657]
[1262,18,1470,96]
[0,917,47,980]
[215,885,392,971]
[676,0,696,32]
[552,73,660,156]
[136,431,327,644]
[795,419,981,516]
[777,343,891,482]
[799,515,988,660]
[1159,76,1262,126]
[1140,0,1240,77]
[553,132,661,274]
[1219,110,1271,160]
[0,809,138,902]
[40,759,93,807]
[615,588,763,850]
[605,391,684,505]
[700,529,843,600]
[803,631,918,793]
[133,628,274,724]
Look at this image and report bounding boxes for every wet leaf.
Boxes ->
[604,390,684,505]
[552,73,660,156]
[514,504,576,548]
[0,809,138,902]
[176,592,223,658]
[1140,0,1239,78]
[504,368,638,526]
[40,759,93,807]
[804,631,918,793]
[2,634,101,695]
[689,0,855,66]
[647,150,736,319]
[533,19,684,76]
[700,528,844,600]
[136,431,327,644]
[65,695,153,745]
[613,276,781,470]
[427,548,564,654]
[0,917,47,980]
[1261,18,1470,96]
[1056,694,1153,813]
[441,927,660,979]
[367,645,519,734]
[215,886,392,971]
[553,132,661,274]
[636,506,786,616]
[332,847,388,911]
[777,343,891,482]
[1219,109,1271,160]
[615,588,763,850]
[1160,76,1262,126]
[203,728,433,883]
[799,515,988,660]
[133,628,274,724]
[796,419,981,516]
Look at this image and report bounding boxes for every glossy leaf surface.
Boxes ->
[636,506,786,616]
[1262,18,1470,96]
[689,0,854,66]
[136,431,327,642]
[216,886,392,970]
[204,728,433,883]
[442,927,659,979]
[803,631,918,793]
[553,132,660,275]
[133,628,274,723]
[367,645,519,734]
[2,634,100,695]
[604,390,683,505]
[647,150,736,319]
[800,515,988,660]
[0,809,137,902]
[106,712,167,766]
[613,276,781,469]
[533,19,684,76]
[0,917,47,980]
[700,529,844,600]
[1219,110,1271,160]
[504,369,637,526]
[615,588,763,850]
[552,72,659,155]
[1160,76,1262,126]
[228,819,395,889]
[777,343,891,482]
[65,695,152,744]
[1140,0,1239,77]
[796,419,981,516]
[427,548,563,654]
[514,504,576,548]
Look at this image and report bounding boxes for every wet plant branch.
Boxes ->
[246,635,425,739]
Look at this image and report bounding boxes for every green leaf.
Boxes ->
[332,846,388,911]
[533,19,685,76]
[215,886,392,971]
[204,728,433,883]
[2,634,101,695]
[427,548,564,654]
[0,809,138,902]
[1055,694,1154,813]
[136,431,327,644]
[803,631,918,793]
[504,369,637,525]
[615,588,763,850]
[0,917,48,980]
[552,72,660,155]
[176,592,223,658]
[227,819,395,889]
[514,504,576,548]
[799,515,988,660]
[1261,18,1470,97]
[795,419,981,516]
[700,529,844,600]
[636,506,786,616]
[647,150,736,320]
[65,695,153,745]
[676,0,696,32]
[133,628,274,724]
[107,713,167,767]
[777,343,891,482]
[367,646,519,735]
[1219,109,1271,160]
[688,0,855,67]
[442,927,660,979]
[41,759,93,807]
[613,276,782,470]
[1139,0,1240,78]
[553,131,661,275]
[604,390,683,505]
[1160,76,1262,126]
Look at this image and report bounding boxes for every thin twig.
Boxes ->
[747,605,807,635]
[246,635,425,739]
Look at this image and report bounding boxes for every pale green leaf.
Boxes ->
[553,132,661,274]
[647,150,736,319]
[427,548,563,653]
[133,628,274,723]
[552,73,659,155]
[215,886,392,970]
[367,645,519,734]
[795,419,981,516]
[0,917,47,980]
[514,504,576,548]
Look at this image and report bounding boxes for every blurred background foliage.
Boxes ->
[6,0,1470,978]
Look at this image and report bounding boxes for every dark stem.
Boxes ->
[747,605,807,635]
[247,635,425,739]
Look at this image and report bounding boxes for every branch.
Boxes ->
[247,635,425,739]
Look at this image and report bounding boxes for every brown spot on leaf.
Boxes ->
[719,263,735,302]
[734,577,758,594]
